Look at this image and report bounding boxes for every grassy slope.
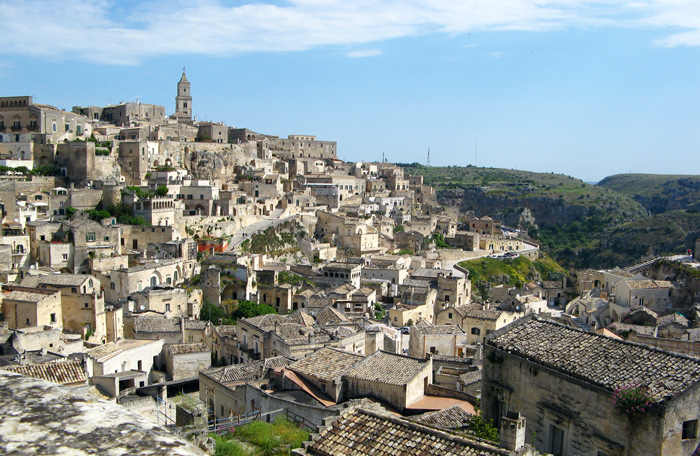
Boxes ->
[598,173,700,213]
[401,164,644,214]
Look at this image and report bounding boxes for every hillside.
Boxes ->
[598,173,700,214]
[400,164,700,269]
[575,210,700,268]
[401,164,647,227]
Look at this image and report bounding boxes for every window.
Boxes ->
[62,254,68,260]
[683,420,698,440]
[104,236,110,241]
[165,304,170,312]
[86,233,96,242]
[50,313,56,323]
[84,303,89,308]
[110,282,115,290]
[547,424,565,456]
[137,360,142,371]
[71,287,77,293]
[448,313,453,319]
[471,327,481,336]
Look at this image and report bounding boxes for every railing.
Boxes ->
[285,408,317,432]
[208,408,261,434]
[11,125,22,132]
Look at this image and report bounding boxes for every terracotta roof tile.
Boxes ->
[344,351,429,386]
[290,348,364,382]
[307,408,511,456]
[1,360,86,386]
[488,316,700,402]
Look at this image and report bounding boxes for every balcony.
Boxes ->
[27,124,39,132]
[10,125,22,132]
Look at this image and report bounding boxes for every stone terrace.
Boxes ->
[0,370,206,455]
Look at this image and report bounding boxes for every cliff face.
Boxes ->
[437,187,645,227]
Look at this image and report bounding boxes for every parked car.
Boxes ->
[400,327,411,335]
[504,252,519,258]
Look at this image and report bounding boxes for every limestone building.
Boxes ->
[483,315,700,456]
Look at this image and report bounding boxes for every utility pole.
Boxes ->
[427,148,431,167]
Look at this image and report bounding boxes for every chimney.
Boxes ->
[500,410,526,451]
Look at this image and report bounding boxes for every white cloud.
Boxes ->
[0,0,699,65]
[346,49,383,58]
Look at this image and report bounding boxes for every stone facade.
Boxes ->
[483,316,700,456]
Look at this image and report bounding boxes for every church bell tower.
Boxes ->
[175,68,192,121]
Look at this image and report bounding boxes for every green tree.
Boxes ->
[232,301,277,320]
[156,185,169,196]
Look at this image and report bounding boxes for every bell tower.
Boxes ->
[175,67,192,121]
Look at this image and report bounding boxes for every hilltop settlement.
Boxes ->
[2,72,700,456]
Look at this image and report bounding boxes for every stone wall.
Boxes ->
[482,344,669,456]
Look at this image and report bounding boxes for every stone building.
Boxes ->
[0,96,91,145]
[343,350,432,412]
[164,343,210,380]
[483,315,700,456]
[73,101,166,126]
[435,304,521,344]
[20,273,107,343]
[408,322,469,359]
[1,286,62,329]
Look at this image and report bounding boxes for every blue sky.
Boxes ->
[2,0,700,182]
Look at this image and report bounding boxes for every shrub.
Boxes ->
[611,384,652,417]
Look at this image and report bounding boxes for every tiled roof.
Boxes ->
[274,323,316,344]
[626,279,674,289]
[1,360,86,386]
[288,311,315,327]
[203,357,293,384]
[184,320,209,330]
[306,408,511,456]
[290,348,364,382]
[134,317,181,333]
[463,306,502,321]
[4,290,56,303]
[458,370,482,386]
[488,316,700,402]
[657,312,689,327]
[412,405,473,429]
[415,324,466,335]
[608,323,656,336]
[329,283,356,295]
[344,351,429,386]
[215,325,237,337]
[316,306,350,326]
[21,274,91,288]
[242,313,291,330]
[168,343,209,355]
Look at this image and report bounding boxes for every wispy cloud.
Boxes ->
[0,0,699,65]
[346,49,383,58]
